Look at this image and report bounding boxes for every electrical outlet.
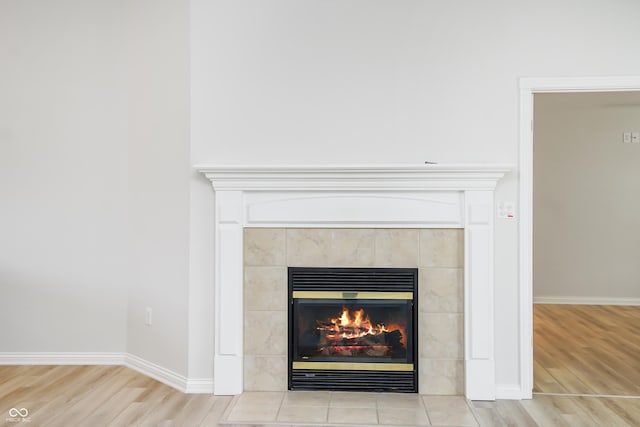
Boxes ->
[623,132,632,143]
[145,307,153,326]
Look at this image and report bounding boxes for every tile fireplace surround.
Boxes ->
[244,228,462,395]
[196,164,511,401]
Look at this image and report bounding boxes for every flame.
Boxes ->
[317,307,406,346]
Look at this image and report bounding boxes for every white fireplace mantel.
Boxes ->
[196,163,512,400]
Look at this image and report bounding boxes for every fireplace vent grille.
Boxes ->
[289,267,416,292]
[291,369,415,392]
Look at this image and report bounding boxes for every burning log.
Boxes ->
[315,321,370,335]
[317,330,404,357]
[312,307,407,358]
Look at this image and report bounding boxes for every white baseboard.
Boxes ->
[495,384,526,400]
[183,378,215,394]
[0,352,126,365]
[534,296,640,306]
[0,352,214,394]
[1,353,527,398]
[123,353,190,392]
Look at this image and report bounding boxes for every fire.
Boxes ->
[329,308,382,339]
[317,307,406,346]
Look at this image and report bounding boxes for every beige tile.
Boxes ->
[277,405,328,423]
[287,229,376,267]
[226,405,279,422]
[419,313,463,359]
[328,229,376,266]
[419,359,464,395]
[235,391,285,407]
[282,390,331,407]
[378,406,431,426]
[227,393,282,422]
[244,356,287,391]
[328,407,379,425]
[329,391,377,408]
[376,392,424,409]
[374,229,420,267]
[419,267,463,313]
[244,266,287,311]
[244,311,287,355]
[286,228,332,266]
[423,395,478,426]
[419,229,464,268]
[244,228,286,266]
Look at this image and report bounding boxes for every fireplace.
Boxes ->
[196,163,511,400]
[288,267,418,392]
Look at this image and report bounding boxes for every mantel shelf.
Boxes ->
[194,163,513,191]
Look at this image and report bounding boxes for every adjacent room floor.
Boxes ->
[533,304,640,396]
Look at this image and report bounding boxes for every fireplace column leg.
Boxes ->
[464,190,496,400]
[213,190,244,394]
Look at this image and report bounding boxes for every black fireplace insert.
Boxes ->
[288,267,418,392]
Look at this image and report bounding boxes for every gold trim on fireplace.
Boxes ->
[292,291,413,300]
[292,362,413,371]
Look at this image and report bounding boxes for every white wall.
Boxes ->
[0,0,128,352]
[534,92,640,302]
[191,0,640,392]
[0,0,193,379]
[126,0,191,375]
[3,0,640,396]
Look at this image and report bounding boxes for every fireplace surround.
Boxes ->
[243,227,463,395]
[196,164,511,400]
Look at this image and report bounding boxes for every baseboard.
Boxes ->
[123,353,191,392]
[495,384,526,400]
[534,296,640,306]
[0,352,214,394]
[124,354,214,394]
[183,378,215,394]
[0,352,126,365]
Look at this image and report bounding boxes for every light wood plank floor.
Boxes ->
[472,395,640,427]
[534,304,640,396]
[1,365,639,426]
[0,365,231,427]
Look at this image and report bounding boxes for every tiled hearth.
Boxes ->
[243,228,464,394]
[220,391,479,426]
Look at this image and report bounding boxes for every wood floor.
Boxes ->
[472,395,640,427]
[0,365,231,427]
[533,304,640,396]
[1,364,639,426]
[1,305,638,426]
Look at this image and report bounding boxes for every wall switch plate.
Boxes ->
[497,201,516,219]
[623,132,632,143]
[632,132,640,143]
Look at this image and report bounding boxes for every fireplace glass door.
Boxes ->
[293,298,412,363]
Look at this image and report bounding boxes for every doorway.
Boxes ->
[518,77,640,399]
[532,91,640,395]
